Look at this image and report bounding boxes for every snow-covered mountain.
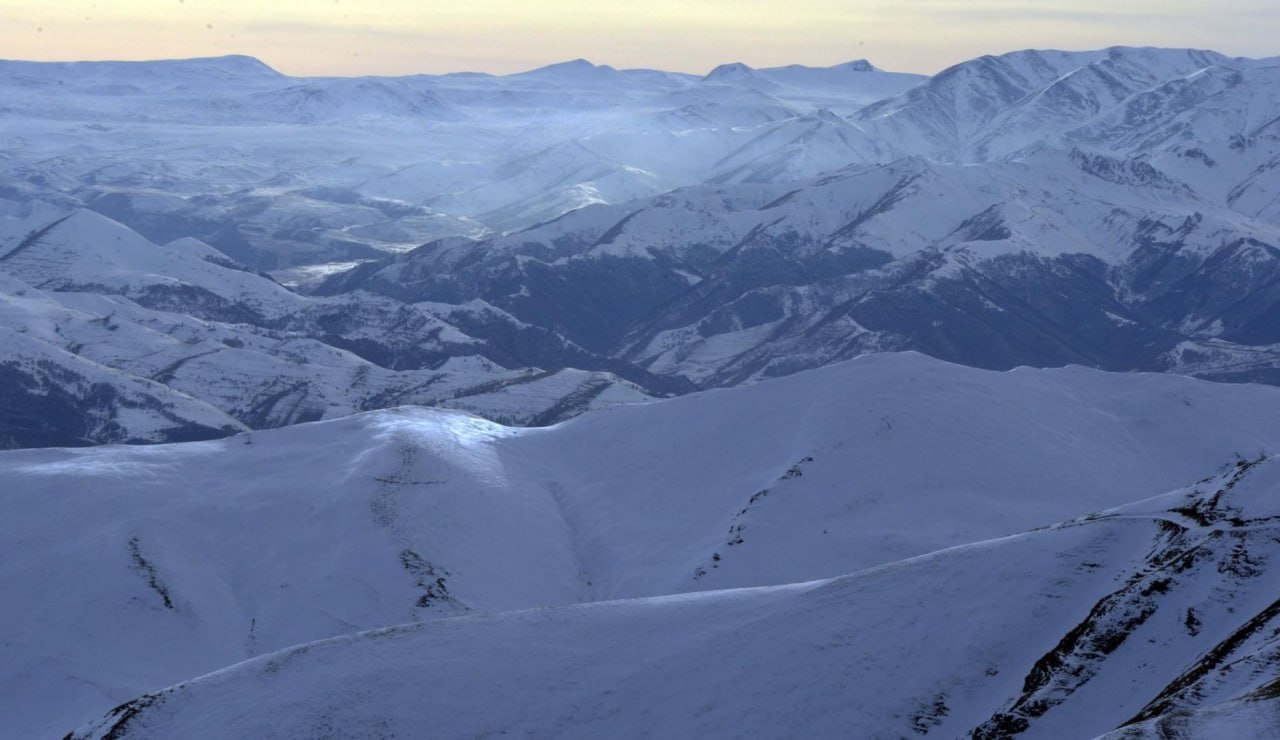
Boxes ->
[9,43,1280,739]
[69,459,1280,739]
[5,45,1280,444]
[4,353,1280,737]
[327,146,1280,386]
[857,48,1251,160]
[0,202,666,446]
[3,46,1274,265]
[0,53,922,269]
[0,322,245,447]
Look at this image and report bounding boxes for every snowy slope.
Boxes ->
[5,353,1280,736]
[707,109,889,183]
[0,272,651,434]
[64,452,1280,739]
[0,324,245,447]
[1,46,1275,262]
[335,145,1280,385]
[0,51,900,258]
[0,207,303,317]
[855,47,1241,161]
[0,208,661,442]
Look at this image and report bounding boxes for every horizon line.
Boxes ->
[0,43,1267,80]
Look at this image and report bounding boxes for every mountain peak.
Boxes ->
[551,58,596,69]
[170,54,284,79]
[0,54,283,81]
[703,62,757,82]
[518,58,617,77]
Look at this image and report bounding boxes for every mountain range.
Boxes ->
[5,45,1280,737]
[4,46,1280,448]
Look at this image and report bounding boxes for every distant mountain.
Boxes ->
[327,146,1280,386]
[0,203,663,447]
[702,61,779,89]
[4,45,1280,439]
[241,78,464,123]
[0,324,245,447]
[757,59,927,104]
[700,59,926,111]
[508,58,632,86]
[0,54,283,88]
[856,47,1271,162]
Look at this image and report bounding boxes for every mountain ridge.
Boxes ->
[4,44,1280,453]
[7,352,1280,737]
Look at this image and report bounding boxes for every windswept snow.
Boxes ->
[58,434,1280,739]
[5,353,1280,737]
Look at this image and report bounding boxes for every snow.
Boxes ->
[63,450,1280,739]
[3,46,1276,279]
[4,44,1280,736]
[0,325,245,442]
[6,353,1280,736]
[0,206,656,433]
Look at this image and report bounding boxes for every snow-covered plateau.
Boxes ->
[5,44,1280,738]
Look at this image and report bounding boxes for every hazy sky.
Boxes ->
[1,0,1276,76]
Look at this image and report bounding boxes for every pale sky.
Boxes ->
[0,0,1275,76]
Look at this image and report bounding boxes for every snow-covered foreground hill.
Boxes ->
[5,353,1280,737]
[68,457,1280,739]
